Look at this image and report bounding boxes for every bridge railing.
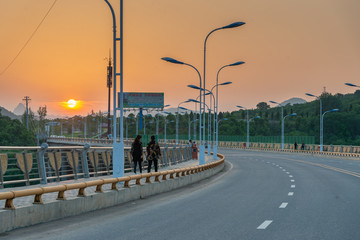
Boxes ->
[0,153,225,210]
[216,141,360,157]
[0,144,192,189]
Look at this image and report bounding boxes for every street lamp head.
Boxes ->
[179,106,188,111]
[254,116,260,119]
[205,92,211,96]
[269,100,279,105]
[164,104,170,107]
[187,84,201,90]
[331,109,339,112]
[161,57,184,65]
[345,83,358,87]
[188,98,200,103]
[290,113,297,116]
[229,61,245,66]
[219,81,232,86]
[236,105,244,109]
[223,118,228,121]
[163,111,171,115]
[222,22,246,29]
[305,93,317,98]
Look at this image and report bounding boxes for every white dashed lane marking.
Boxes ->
[291,185,295,188]
[279,202,288,208]
[288,192,294,196]
[289,175,293,178]
[257,220,273,230]
[291,179,295,182]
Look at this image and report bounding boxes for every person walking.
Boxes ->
[146,135,161,172]
[131,135,143,174]
[294,141,298,150]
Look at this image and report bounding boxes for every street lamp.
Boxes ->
[104,0,124,177]
[213,61,244,158]
[305,93,323,151]
[161,57,204,164]
[321,109,339,151]
[204,21,245,160]
[176,102,190,145]
[269,100,285,150]
[283,113,297,149]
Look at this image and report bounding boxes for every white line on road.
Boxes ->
[257,220,273,230]
[289,175,293,178]
[286,172,290,174]
[288,192,294,196]
[291,179,295,182]
[291,185,295,188]
[279,202,288,208]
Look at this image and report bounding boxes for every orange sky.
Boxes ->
[1,0,360,117]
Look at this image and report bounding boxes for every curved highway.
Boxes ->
[5,149,360,240]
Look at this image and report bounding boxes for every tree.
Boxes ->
[256,102,270,111]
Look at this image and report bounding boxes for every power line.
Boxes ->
[0,0,58,77]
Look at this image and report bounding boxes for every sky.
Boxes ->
[1,0,360,118]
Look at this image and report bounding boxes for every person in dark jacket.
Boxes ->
[131,135,143,174]
[146,135,161,172]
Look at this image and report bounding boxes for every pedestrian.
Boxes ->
[191,140,198,160]
[131,135,143,174]
[294,141,298,150]
[146,135,161,172]
[301,142,305,150]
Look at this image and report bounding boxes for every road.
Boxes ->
[3,149,360,240]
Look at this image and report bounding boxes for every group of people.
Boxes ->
[130,135,161,174]
[294,142,305,150]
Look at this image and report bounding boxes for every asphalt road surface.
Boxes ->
[3,149,360,240]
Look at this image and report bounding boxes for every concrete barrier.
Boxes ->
[0,155,225,233]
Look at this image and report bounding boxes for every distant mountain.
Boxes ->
[280,98,306,106]
[0,106,21,120]
[13,103,26,116]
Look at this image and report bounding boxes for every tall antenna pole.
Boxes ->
[22,96,31,129]
[107,49,113,136]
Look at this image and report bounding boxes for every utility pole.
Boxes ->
[22,96,31,130]
[107,50,113,137]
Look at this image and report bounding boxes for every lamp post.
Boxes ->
[104,0,124,177]
[269,100,285,149]
[176,102,190,145]
[161,57,204,164]
[321,109,339,151]
[203,22,245,161]
[283,113,297,149]
[305,93,323,151]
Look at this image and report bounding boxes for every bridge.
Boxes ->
[1,139,360,239]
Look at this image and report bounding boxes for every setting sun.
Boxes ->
[67,99,77,108]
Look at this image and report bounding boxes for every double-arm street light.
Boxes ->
[176,101,190,145]
[163,111,174,144]
[283,113,297,148]
[269,100,286,149]
[213,61,245,158]
[203,22,245,162]
[104,0,124,177]
[161,57,204,163]
[321,109,339,151]
[305,93,323,151]
[236,106,260,148]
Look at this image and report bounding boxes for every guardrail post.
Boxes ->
[330,145,334,152]
[39,143,48,184]
[163,146,168,167]
[340,145,343,153]
[82,144,90,178]
[350,146,353,153]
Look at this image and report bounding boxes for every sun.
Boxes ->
[67,99,77,108]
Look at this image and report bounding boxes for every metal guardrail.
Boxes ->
[0,153,225,210]
[219,144,360,158]
[0,144,192,189]
[216,141,360,153]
